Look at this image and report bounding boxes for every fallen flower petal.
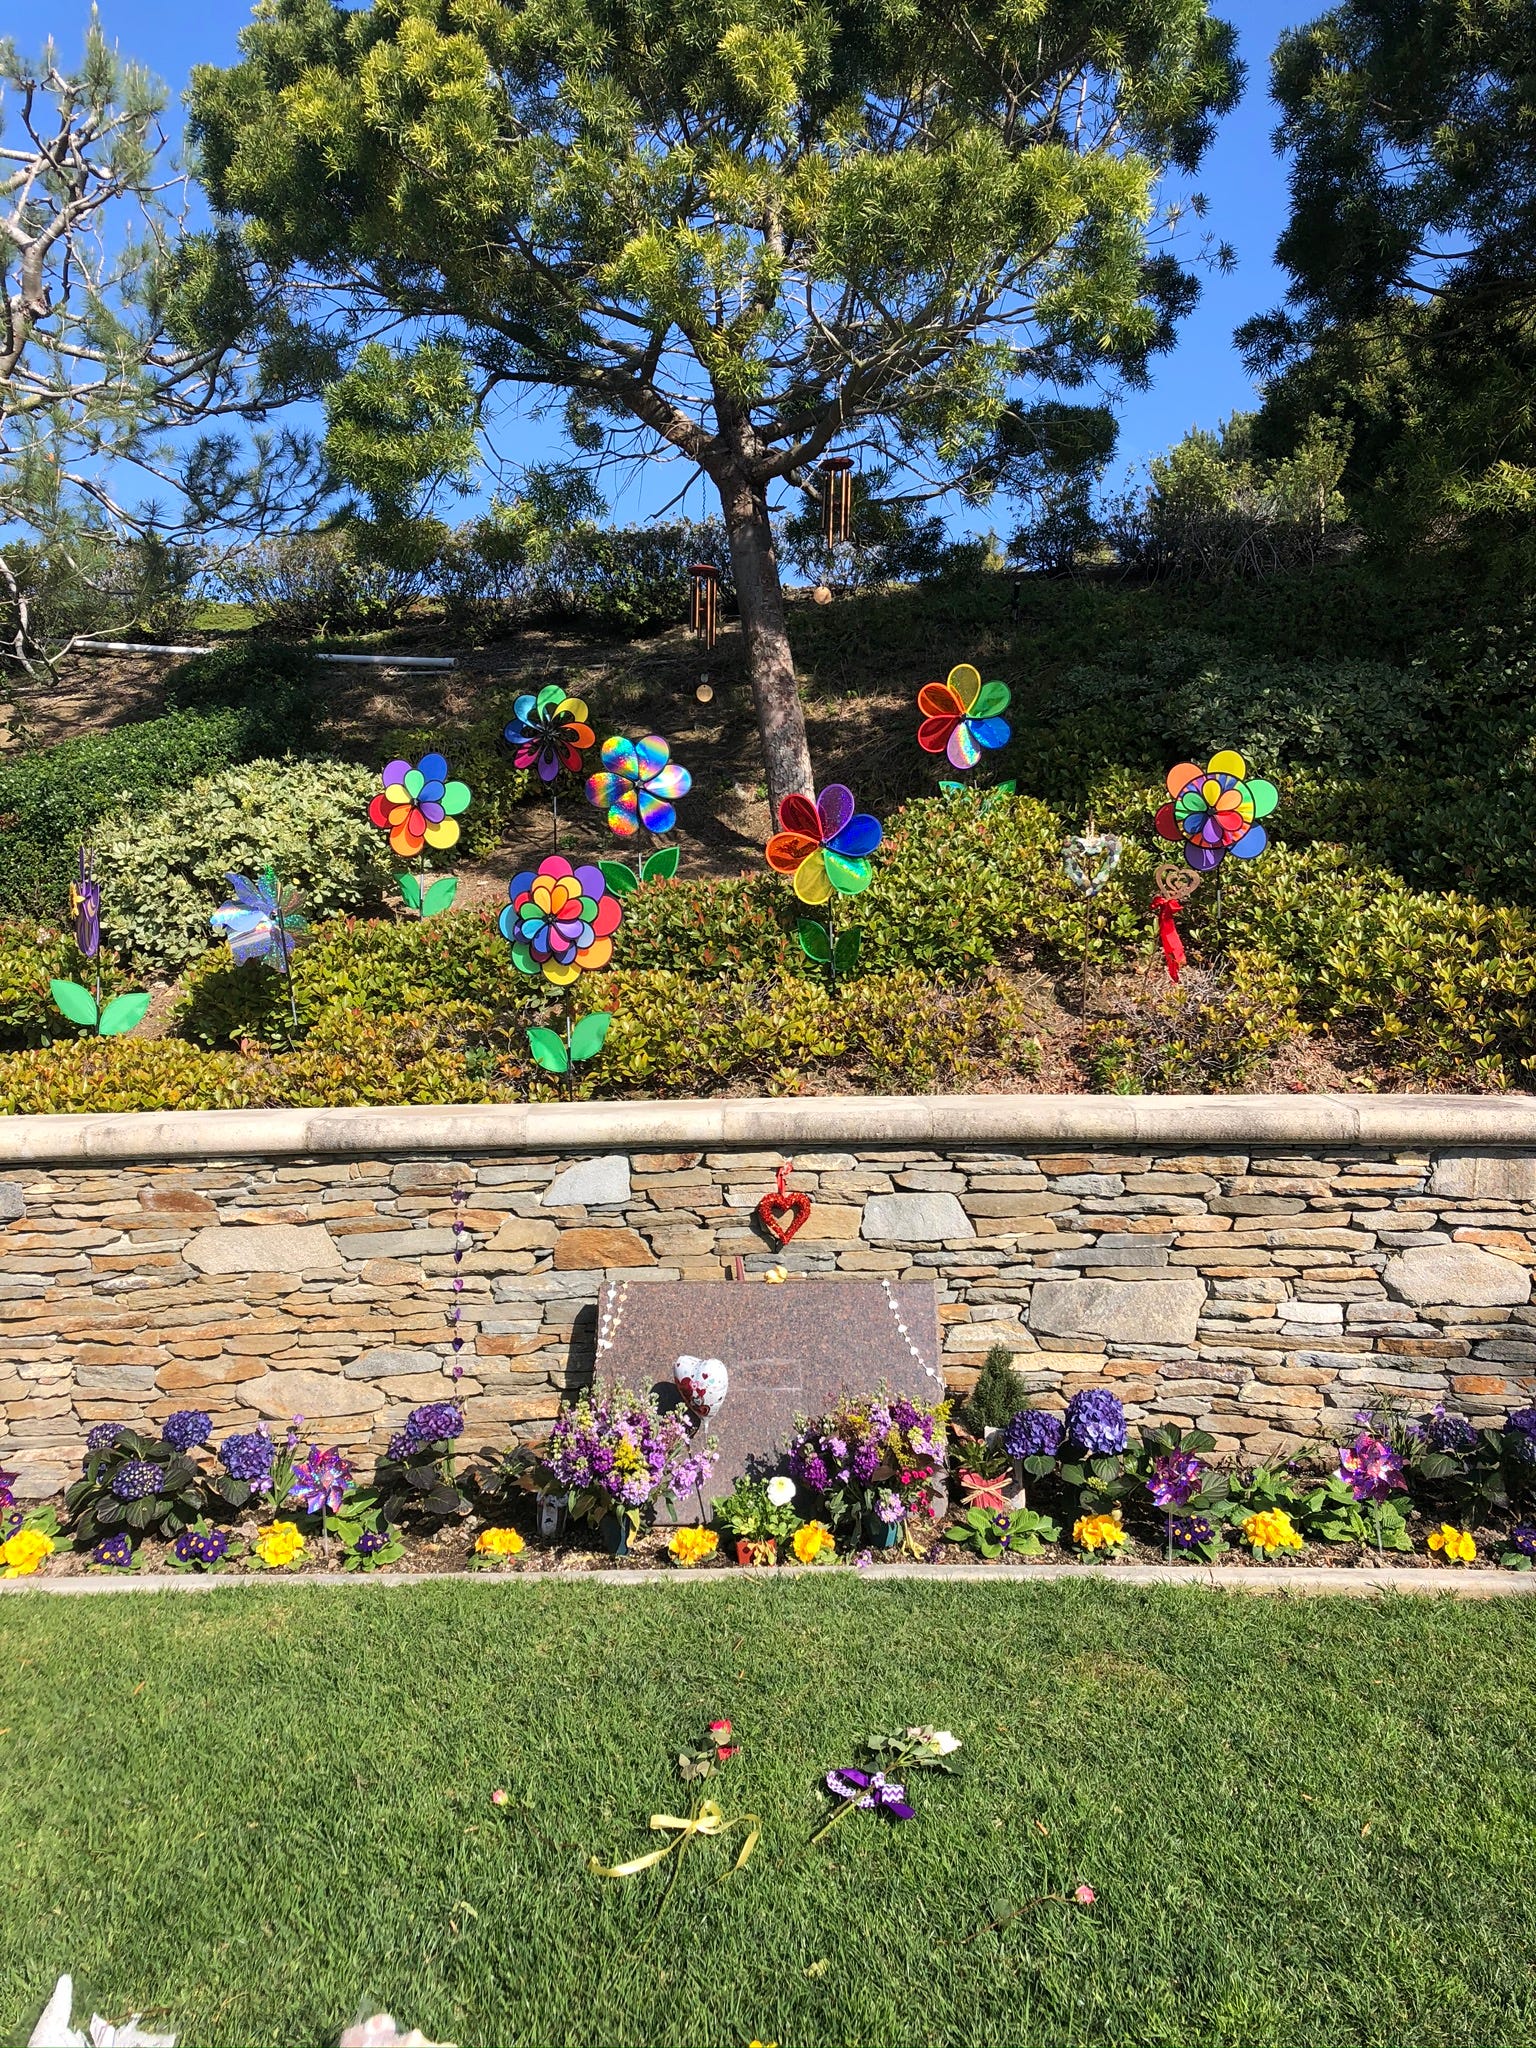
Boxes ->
[1074,1884,1096,1905]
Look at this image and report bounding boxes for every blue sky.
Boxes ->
[5,0,1316,529]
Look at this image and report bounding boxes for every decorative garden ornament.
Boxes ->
[688,561,720,648]
[756,1160,812,1246]
[1062,825,1123,1014]
[1149,862,1203,983]
[1155,750,1278,874]
[500,855,619,1085]
[503,686,595,848]
[674,1355,729,1421]
[211,867,309,1025]
[50,845,151,1039]
[765,783,882,985]
[586,734,691,838]
[367,751,471,917]
[917,663,1011,772]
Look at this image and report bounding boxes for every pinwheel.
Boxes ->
[503,687,595,783]
[917,663,1011,772]
[211,871,309,969]
[500,855,622,985]
[367,753,471,858]
[764,785,882,904]
[1155,750,1278,873]
[70,847,100,961]
[586,734,691,838]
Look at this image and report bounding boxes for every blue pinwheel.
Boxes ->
[211,869,309,968]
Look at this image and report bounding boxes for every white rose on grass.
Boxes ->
[907,1726,962,1755]
[766,1476,796,1507]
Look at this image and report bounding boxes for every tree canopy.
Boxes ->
[190,0,1240,807]
[1240,0,1536,535]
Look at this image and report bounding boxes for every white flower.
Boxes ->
[765,1475,796,1507]
[906,1725,962,1755]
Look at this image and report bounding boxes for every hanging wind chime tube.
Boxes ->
[820,457,854,546]
[688,562,720,650]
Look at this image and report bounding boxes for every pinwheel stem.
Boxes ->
[551,787,560,852]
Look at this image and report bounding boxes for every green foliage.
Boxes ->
[959,1347,1032,1435]
[944,1505,1060,1558]
[62,1429,206,1548]
[711,1477,801,1544]
[215,529,435,636]
[1083,958,1305,1094]
[160,641,319,746]
[0,924,135,1050]
[0,703,303,922]
[98,756,393,974]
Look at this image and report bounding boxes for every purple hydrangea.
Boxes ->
[406,1402,464,1446]
[1338,1431,1406,1504]
[1170,1515,1215,1551]
[110,1459,165,1502]
[1065,1388,1128,1457]
[1003,1409,1065,1461]
[219,1428,275,1487]
[1509,1527,1536,1559]
[86,1423,125,1456]
[1148,1452,1204,1509]
[161,1410,212,1453]
[92,1533,134,1569]
[387,1430,421,1463]
[1505,1411,1536,1464]
[1419,1407,1478,1454]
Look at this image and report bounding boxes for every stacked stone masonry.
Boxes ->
[4,1125,1536,1497]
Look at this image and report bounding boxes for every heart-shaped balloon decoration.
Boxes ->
[756,1187,811,1246]
[674,1354,729,1420]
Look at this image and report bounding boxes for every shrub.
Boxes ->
[98,757,394,975]
[160,642,319,748]
[1082,957,1306,1094]
[0,923,140,1051]
[0,704,308,922]
[957,1346,1032,1435]
[441,515,733,634]
[216,530,427,636]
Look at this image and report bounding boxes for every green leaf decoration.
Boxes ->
[973,679,1010,718]
[441,780,472,817]
[642,844,681,882]
[50,979,99,1029]
[939,779,966,796]
[833,928,862,977]
[98,992,151,1037]
[597,859,640,895]
[397,871,422,911]
[526,1026,570,1073]
[796,918,832,963]
[984,780,1018,805]
[822,850,871,896]
[422,876,458,917]
[568,1011,612,1062]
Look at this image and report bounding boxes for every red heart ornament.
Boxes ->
[756,1188,812,1246]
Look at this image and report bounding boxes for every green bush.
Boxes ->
[1083,957,1306,1094]
[0,923,137,1050]
[0,703,307,922]
[98,757,394,976]
[160,642,319,747]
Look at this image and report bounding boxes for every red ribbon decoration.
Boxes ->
[1150,894,1186,983]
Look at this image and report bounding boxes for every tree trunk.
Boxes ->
[717,472,814,821]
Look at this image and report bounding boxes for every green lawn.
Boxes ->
[4,1579,1535,2048]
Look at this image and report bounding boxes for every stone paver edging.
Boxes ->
[3,1563,1531,1596]
[4,1091,1536,1165]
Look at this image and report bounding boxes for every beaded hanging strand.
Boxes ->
[594,1279,631,1376]
[880,1278,946,1396]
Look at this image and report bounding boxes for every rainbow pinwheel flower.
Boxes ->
[368,753,472,858]
[504,687,596,783]
[1155,750,1278,873]
[917,663,1011,771]
[500,856,622,984]
[586,735,691,838]
[210,869,309,967]
[765,785,882,904]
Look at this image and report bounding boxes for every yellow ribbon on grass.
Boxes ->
[589,1799,761,1884]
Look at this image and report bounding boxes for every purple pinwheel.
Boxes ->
[1148,1452,1204,1509]
[287,1444,353,1516]
[824,1768,915,1820]
[0,1466,16,1512]
[211,868,309,969]
[1338,1431,1406,1504]
[71,847,100,961]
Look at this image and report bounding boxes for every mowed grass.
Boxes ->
[3,1579,1535,2048]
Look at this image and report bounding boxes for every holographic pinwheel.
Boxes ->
[765,784,883,982]
[587,735,691,838]
[211,868,309,1024]
[917,663,1011,773]
[368,752,472,918]
[1155,751,1278,874]
[49,844,151,1039]
[500,855,620,1085]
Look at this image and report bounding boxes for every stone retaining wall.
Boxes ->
[3,1096,1536,1496]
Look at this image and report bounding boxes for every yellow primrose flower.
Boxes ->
[1242,1508,1302,1556]
[254,1520,305,1569]
[1073,1511,1127,1553]
[1428,1523,1476,1563]
[1,1527,53,1578]
[792,1520,835,1564]
[475,1526,526,1558]
[669,1525,719,1568]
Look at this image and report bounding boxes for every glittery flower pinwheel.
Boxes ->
[368,752,471,857]
[917,663,1012,771]
[288,1444,354,1517]
[1338,1431,1406,1504]
[1148,1451,1204,1509]
[586,735,691,838]
[1155,750,1278,875]
[210,868,309,968]
[500,856,622,984]
[765,785,882,904]
[504,686,596,782]
[70,846,100,960]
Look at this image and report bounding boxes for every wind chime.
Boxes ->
[688,562,720,650]
[820,456,854,547]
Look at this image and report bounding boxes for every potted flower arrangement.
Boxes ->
[787,1389,947,1550]
[712,1474,800,1565]
[532,1382,716,1554]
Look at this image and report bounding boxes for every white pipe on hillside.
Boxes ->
[74,640,456,670]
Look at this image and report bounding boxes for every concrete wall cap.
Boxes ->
[3,1093,1536,1166]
